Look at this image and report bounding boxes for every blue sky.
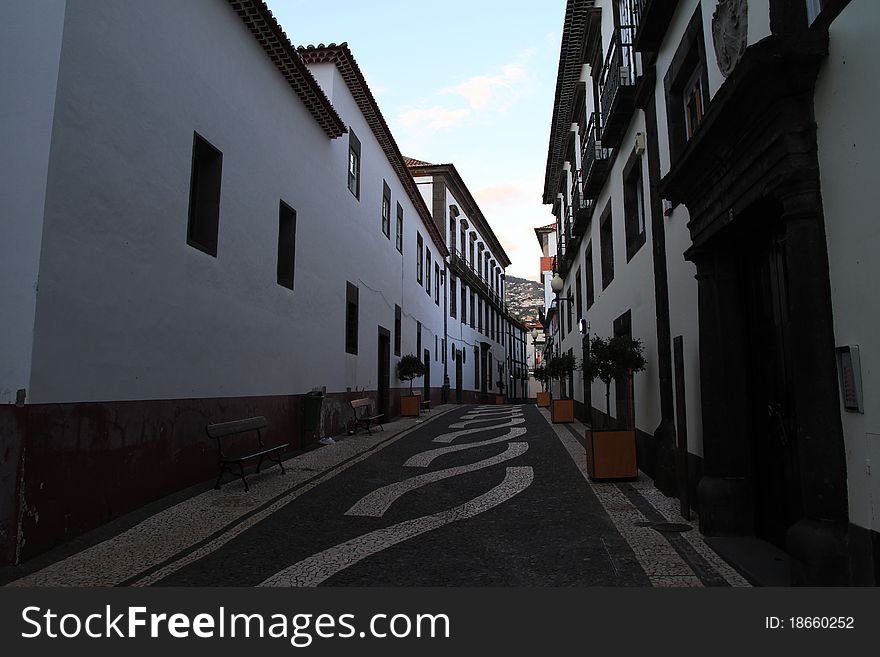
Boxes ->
[266,0,566,281]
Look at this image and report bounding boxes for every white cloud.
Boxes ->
[398,106,470,132]
[440,49,537,113]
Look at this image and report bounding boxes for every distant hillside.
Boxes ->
[506,275,544,324]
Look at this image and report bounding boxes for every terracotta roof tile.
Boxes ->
[403,156,434,168]
[227,1,346,139]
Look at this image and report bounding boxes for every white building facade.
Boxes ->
[0,0,452,565]
[544,0,878,585]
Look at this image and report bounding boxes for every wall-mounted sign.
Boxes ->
[836,345,864,413]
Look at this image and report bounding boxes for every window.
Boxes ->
[623,153,646,262]
[460,226,467,257]
[187,133,222,256]
[567,287,573,334]
[417,321,422,355]
[575,266,583,322]
[277,201,296,290]
[474,347,480,388]
[478,298,483,333]
[348,129,361,199]
[396,203,404,253]
[426,249,432,296]
[381,181,391,238]
[461,283,467,324]
[394,305,401,356]
[484,303,489,338]
[434,263,440,305]
[470,291,476,329]
[664,7,710,163]
[683,67,705,141]
[435,335,438,362]
[450,275,457,318]
[416,233,424,284]
[600,204,615,289]
[469,237,475,267]
[450,216,457,254]
[585,243,595,309]
[345,282,359,355]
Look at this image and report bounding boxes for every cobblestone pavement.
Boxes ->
[4,404,748,587]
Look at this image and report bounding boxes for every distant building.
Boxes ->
[543,0,878,585]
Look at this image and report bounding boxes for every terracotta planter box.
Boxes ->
[494,395,506,405]
[551,398,574,423]
[536,391,551,407]
[585,429,638,481]
[400,394,421,417]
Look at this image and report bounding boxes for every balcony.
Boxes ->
[449,250,488,293]
[570,174,594,239]
[598,28,638,149]
[557,209,575,277]
[631,0,680,53]
[581,113,611,198]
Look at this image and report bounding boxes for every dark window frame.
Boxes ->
[345,281,359,355]
[396,203,404,253]
[434,263,441,305]
[348,129,361,199]
[623,150,647,262]
[426,248,432,296]
[416,233,424,285]
[381,181,391,238]
[600,202,615,290]
[450,274,457,318]
[276,201,296,290]
[585,242,595,310]
[394,305,401,356]
[187,132,223,257]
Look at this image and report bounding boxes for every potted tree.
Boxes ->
[582,335,646,480]
[495,378,506,405]
[534,364,551,407]
[549,353,576,423]
[397,354,425,417]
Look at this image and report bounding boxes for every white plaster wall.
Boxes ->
[557,111,661,435]
[814,1,880,533]
[29,0,446,403]
[0,0,67,404]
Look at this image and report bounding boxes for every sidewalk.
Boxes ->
[540,408,750,587]
[2,405,458,587]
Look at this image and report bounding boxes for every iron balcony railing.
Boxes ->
[580,112,610,193]
[598,27,637,134]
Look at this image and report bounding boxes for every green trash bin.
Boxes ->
[302,390,324,433]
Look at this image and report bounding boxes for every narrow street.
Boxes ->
[5,405,746,588]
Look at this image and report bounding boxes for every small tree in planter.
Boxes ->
[548,353,576,423]
[534,364,551,407]
[581,335,647,480]
[397,354,425,416]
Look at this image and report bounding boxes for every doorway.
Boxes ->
[736,213,802,549]
[423,349,431,401]
[455,350,463,403]
[377,327,390,418]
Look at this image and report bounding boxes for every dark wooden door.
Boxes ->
[377,328,390,418]
[455,352,463,403]
[739,222,802,549]
[423,349,431,400]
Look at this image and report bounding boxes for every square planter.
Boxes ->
[536,391,551,408]
[494,394,506,405]
[400,394,421,417]
[585,429,638,481]
[551,398,574,423]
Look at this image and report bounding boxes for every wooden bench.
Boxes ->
[207,416,286,492]
[350,398,384,435]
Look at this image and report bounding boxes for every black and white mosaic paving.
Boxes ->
[5,404,748,587]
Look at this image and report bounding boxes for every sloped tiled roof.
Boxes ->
[227,0,346,138]
[543,0,599,204]
[298,44,448,257]
[403,156,434,168]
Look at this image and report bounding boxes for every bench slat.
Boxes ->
[207,416,267,438]
[350,398,372,409]
[221,444,286,463]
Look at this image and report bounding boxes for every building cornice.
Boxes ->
[407,162,511,268]
[298,44,449,257]
[543,1,600,205]
[227,0,346,139]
